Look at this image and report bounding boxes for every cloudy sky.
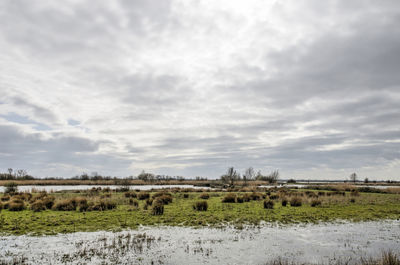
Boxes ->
[1,0,400,179]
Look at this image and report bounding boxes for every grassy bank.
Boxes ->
[0,187,400,235]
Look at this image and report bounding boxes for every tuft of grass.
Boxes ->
[138,192,150,200]
[311,199,322,207]
[263,200,274,209]
[222,193,236,203]
[193,201,208,211]
[152,203,164,215]
[290,197,302,207]
[199,193,210,200]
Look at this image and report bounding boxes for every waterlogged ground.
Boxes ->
[1,220,399,265]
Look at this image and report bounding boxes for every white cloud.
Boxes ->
[0,0,399,179]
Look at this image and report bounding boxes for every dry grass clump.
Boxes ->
[193,201,208,211]
[154,195,173,205]
[8,199,26,211]
[129,199,139,207]
[263,200,274,209]
[137,192,150,200]
[290,197,302,207]
[199,193,210,199]
[269,194,279,200]
[89,199,116,211]
[249,192,263,201]
[222,193,236,203]
[350,190,360,196]
[281,198,288,207]
[1,195,10,202]
[152,203,164,215]
[310,199,322,207]
[183,193,189,198]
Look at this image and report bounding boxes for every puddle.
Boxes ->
[0,220,399,264]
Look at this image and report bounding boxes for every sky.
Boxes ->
[1,0,400,180]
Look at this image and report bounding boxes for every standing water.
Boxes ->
[0,220,399,264]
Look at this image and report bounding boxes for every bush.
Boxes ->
[145,198,153,206]
[154,195,173,205]
[42,196,55,209]
[91,200,116,211]
[183,193,189,199]
[193,201,208,211]
[8,200,25,211]
[263,200,274,209]
[350,198,356,203]
[350,190,360,197]
[222,193,236,203]
[129,199,139,207]
[138,192,150,200]
[124,191,137,198]
[311,199,322,207]
[269,194,279,200]
[249,192,263,201]
[281,198,288,207]
[152,192,172,199]
[152,203,164,215]
[199,193,210,199]
[290,197,302,207]
[30,200,46,212]
[52,199,76,211]
[236,196,244,203]
[1,195,10,202]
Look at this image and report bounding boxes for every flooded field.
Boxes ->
[1,220,399,264]
[0,184,208,193]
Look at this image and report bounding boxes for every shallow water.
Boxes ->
[1,220,399,264]
[0,184,207,193]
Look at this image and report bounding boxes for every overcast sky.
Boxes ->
[1,0,400,179]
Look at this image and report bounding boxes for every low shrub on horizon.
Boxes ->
[199,193,210,200]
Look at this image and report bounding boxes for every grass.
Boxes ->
[0,188,400,235]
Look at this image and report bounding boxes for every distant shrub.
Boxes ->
[152,203,164,215]
[30,200,46,212]
[350,198,356,203]
[183,193,189,199]
[222,193,236,203]
[199,193,210,200]
[236,196,244,203]
[317,192,326,196]
[305,191,317,198]
[310,199,322,207]
[193,201,208,211]
[138,192,150,200]
[263,200,274,209]
[281,198,288,207]
[290,197,302,207]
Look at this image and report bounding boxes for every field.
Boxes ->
[1,186,400,236]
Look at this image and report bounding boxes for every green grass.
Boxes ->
[1,191,400,235]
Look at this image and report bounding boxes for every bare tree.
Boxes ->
[243,167,255,186]
[7,168,13,178]
[221,167,239,187]
[349,173,357,183]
